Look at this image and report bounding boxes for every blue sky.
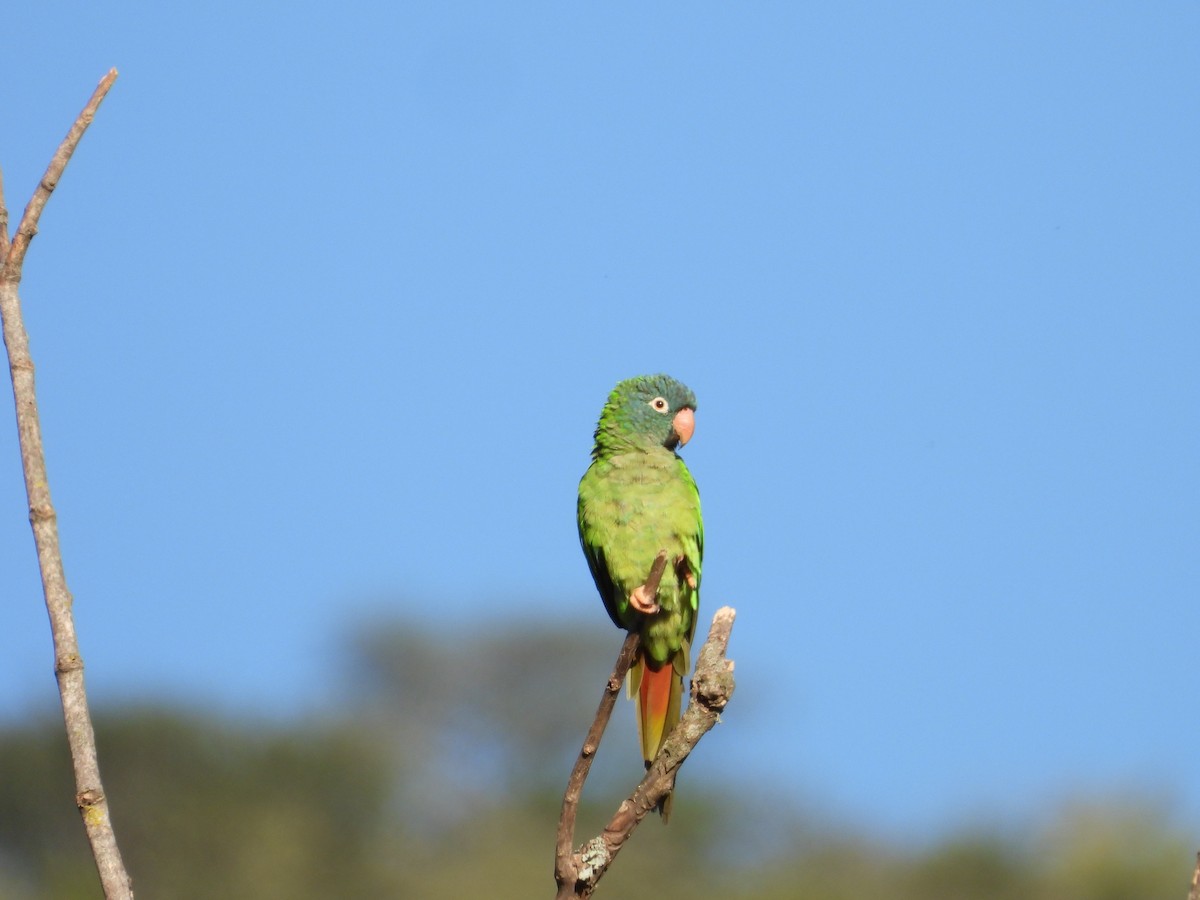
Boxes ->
[2,4,1197,839]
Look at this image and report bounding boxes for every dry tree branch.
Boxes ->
[555,632,640,879]
[554,551,736,899]
[6,70,118,276]
[1188,851,1200,900]
[555,551,668,875]
[0,69,132,900]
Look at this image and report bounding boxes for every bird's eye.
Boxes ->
[649,397,669,413]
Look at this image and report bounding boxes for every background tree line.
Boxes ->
[0,619,1190,899]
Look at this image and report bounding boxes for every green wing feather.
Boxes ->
[578,450,702,659]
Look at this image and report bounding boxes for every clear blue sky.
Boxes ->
[2,4,1197,840]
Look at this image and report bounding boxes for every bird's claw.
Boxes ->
[676,555,697,589]
[629,584,660,615]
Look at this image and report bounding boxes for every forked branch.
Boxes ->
[554,550,736,899]
[0,69,132,899]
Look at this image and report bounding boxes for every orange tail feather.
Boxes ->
[636,659,675,763]
[633,653,684,821]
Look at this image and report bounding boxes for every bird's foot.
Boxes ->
[676,555,697,589]
[629,583,661,615]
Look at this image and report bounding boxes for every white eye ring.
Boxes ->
[649,397,669,413]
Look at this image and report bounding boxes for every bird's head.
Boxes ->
[592,374,697,456]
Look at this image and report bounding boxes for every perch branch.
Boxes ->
[555,551,668,878]
[1188,851,1200,900]
[0,69,132,899]
[555,598,737,899]
[554,630,640,883]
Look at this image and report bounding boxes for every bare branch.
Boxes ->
[555,550,669,887]
[0,70,132,899]
[3,69,118,279]
[555,603,737,899]
[554,629,640,881]
[644,549,669,598]
[1188,851,1200,900]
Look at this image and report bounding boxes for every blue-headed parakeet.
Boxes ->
[577,374,702,819]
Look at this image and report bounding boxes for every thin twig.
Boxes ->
[0,69,132,899]
[554,630,640,882]
[555,601,737,899]
[5,69,118,277]
[1187,851,1200,900]
[555,551,669,889]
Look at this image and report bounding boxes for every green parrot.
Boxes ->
[577,374,702,819]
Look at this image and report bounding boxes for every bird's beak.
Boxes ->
[672,407,695,446]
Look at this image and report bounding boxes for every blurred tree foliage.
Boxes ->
[0,621,1192,898]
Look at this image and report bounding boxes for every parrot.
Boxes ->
[577,374,702,820]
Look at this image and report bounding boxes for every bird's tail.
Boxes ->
[629,650,685,821]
